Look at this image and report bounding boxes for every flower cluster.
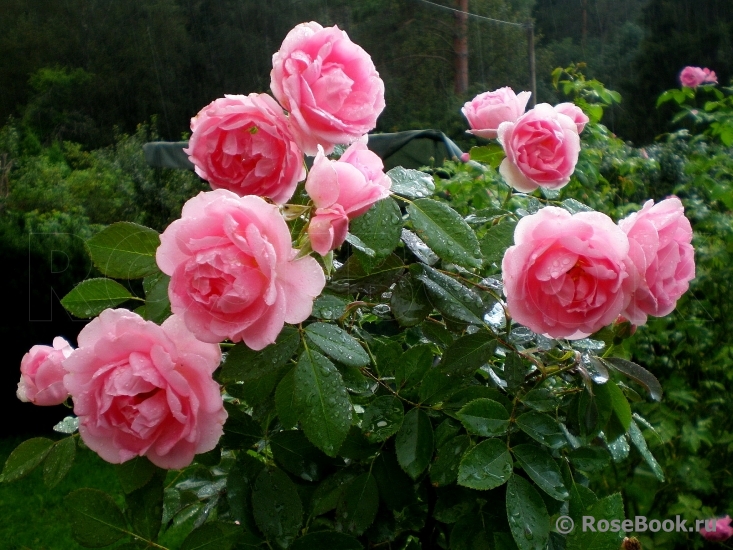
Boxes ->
[679,66,718,88]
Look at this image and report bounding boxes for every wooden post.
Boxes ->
[454,0,469,95]
[527,21,537,107]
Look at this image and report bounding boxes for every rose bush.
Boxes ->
[63,309,226,469]
[461,86,531,139]
[185,93,305,204]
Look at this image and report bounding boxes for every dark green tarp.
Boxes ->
[142,130,463,171]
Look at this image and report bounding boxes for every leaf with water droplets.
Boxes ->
[336,472,379,535]
[0,437,54,483]
[431,435,472,487]
[390,274,432,327]
[480,220,517,267]
[456,398,511,437]
[180,521,241,550]
[142,272,171,324]
[61,278,136,318]
[312,293,349,320]
[566,493,624,550]
[219,326,299,385]
[505,476,550,550]
[395,408,434,479]
[330,254,404,296]
[53,416,79,434]
[221,403,263,450]
[86,221,160,279]
[270,430,331,482]
[362,395,404,443]
[401,228,439,265]
[512,444,568,501]
[275,368,298,430]
[457,438,513,490]
[577,382,613,438]
[411,264,484,324]
[43,437,76,489]
[305,323,370,368]
[441,333,497,377]
[252,467,303,548]
[387,166,436,198]
[568,447,611,473]
[601,357,663,401]
[504,353,528,390]
[372,451,415,511]
[407,198,482,269]
[294,349,352,457]
[349,197,403,272]
[515,412,567,449]
[628,420,664,481]
[66,488,128,547]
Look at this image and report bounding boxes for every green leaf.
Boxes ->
[372,451,415,511]
[390,275,432,327]
[512,444,568,501]
[291,532,363,550]
[607,382,632,432]
[61,278,136,318]
[411,264,484,324]
[294,349,352,456]
[337,473,379,535]
[311,293,349,320]
[387,166,435,199]
[515,412,567,449]
[479,220,517,267]
[577,383,613,438]
[431,435,472,487]
[180,521,241,550]
[330,254,404,296]
[86,222,160,279]
[569,482,598,520]
[395,408,434,479]
[394,345,433,391]
[310,470,357,516]
[142,272,171,324]
[125,470,165,541]
[444,387,512,416]
[252,467,303,548]
[504,353,528,390]
[1,437,53,483]
[304,323,369,368]
[442,333,497,376]
[66,488,129,547]
[227,453,265,533]
[505,476,550,550]
[628,420,664,481]
[520,389,559,412]
[568,447,611,472]
[270,430,330,482]
[362,396,404,443]
[418,368,455,405]
[566,494,624,550]
[456,399,510,437]
[601,357,663,401]
[407,198,482,269]
[469,144,505,168]
[457,439,513,490]
[221,403,263,450]
[115,456,158,494]
[349,197,403,271]
[275,368,298,430]
[43,436,76,489]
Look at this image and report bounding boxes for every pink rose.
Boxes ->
[554,102,589,133]
[17,337,73,406]
[502,207,630,340]
[679,66,717,87]
[305,138,391,255]
[156,190,326,349]
[462,87,531,139]
[63,310,226,469]
[700,516,733,542]
[184,93,305,204]
[270,22,385,156]
[497,103,581,192]
[619,197,695,325]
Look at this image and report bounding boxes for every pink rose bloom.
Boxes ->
[63,310,226,469]
[305,138,391,255]
[502,207,630,340]
[270,22,385,156]
[619,197,695,325]
[700,516,733,542]
[679,66,717,87]
[462,87,531,139]
[17,337,74,406]
[157,190,326,349]
[497,103,581,193]
[184,93,305,204]
[554,102,589,133]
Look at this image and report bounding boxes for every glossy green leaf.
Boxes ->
[330,254,404,296]
[337,472,379,535]
[390,275,432,327]
[86,222,160,279]
[512,444,569,501]
[431,435,472,487]
[349,197,403,271]
[142,272,171,324]
[227,453,265,533]
[372,451,415,511]
[43,436,76,489]
[607,382,632,432]
[566,493,624,550]
[180,521,241,550]
[418,368,455,405]
[628,420,664,481]
[61,278,136,318]
[520,388,559,412]
[469,144,505,168]
[0,437,53,483]
[395,408,434,479]
[411,264,484,324]
[441,333,497,376]
[310,470,357,516]
[457,439,513,490]
[252,467,303,548]
[395,345,433,391]
[221,403,263,450]
[569,482,598,520]
[387,166,436,199]
[125,470,165,541]
[304,323,369,368]
[294,349,352,456]
[311,293,349,320]
[505,476,550,550]
[270,430,330,482]
[456,398,511,437]
[515,412,567,449]
[362,396,404,443]
[503,352,528,390]
[569,447,611,472]
[291,531,363,550]
[115,456,158,494]
[407,198,482,269]
[602,357,663,401]
[66,488,129,547]
[577,382,613,438]
[479,220,517,266]
[275,368,298,430]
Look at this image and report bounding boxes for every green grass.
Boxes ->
[0,435,121,550]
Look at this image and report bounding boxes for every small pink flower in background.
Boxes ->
[305,138,391,255]
[462,87,531,139]
[502,207,630,340]
[619,197,695,326]
[680,66,717,88]
[63,310,226,469]
[156,190,326,350]
[270,22,385,156]
[17,337,73,406]
[185,93,305,204]
[497,103,581,192]
[554,102,590,133]
[460,152,470,163]
[699,516,733,542]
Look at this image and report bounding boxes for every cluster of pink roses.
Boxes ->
[502,197,695,339]
[17,21,390,469]
[462,87,588,193]
[679,66,718,88]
